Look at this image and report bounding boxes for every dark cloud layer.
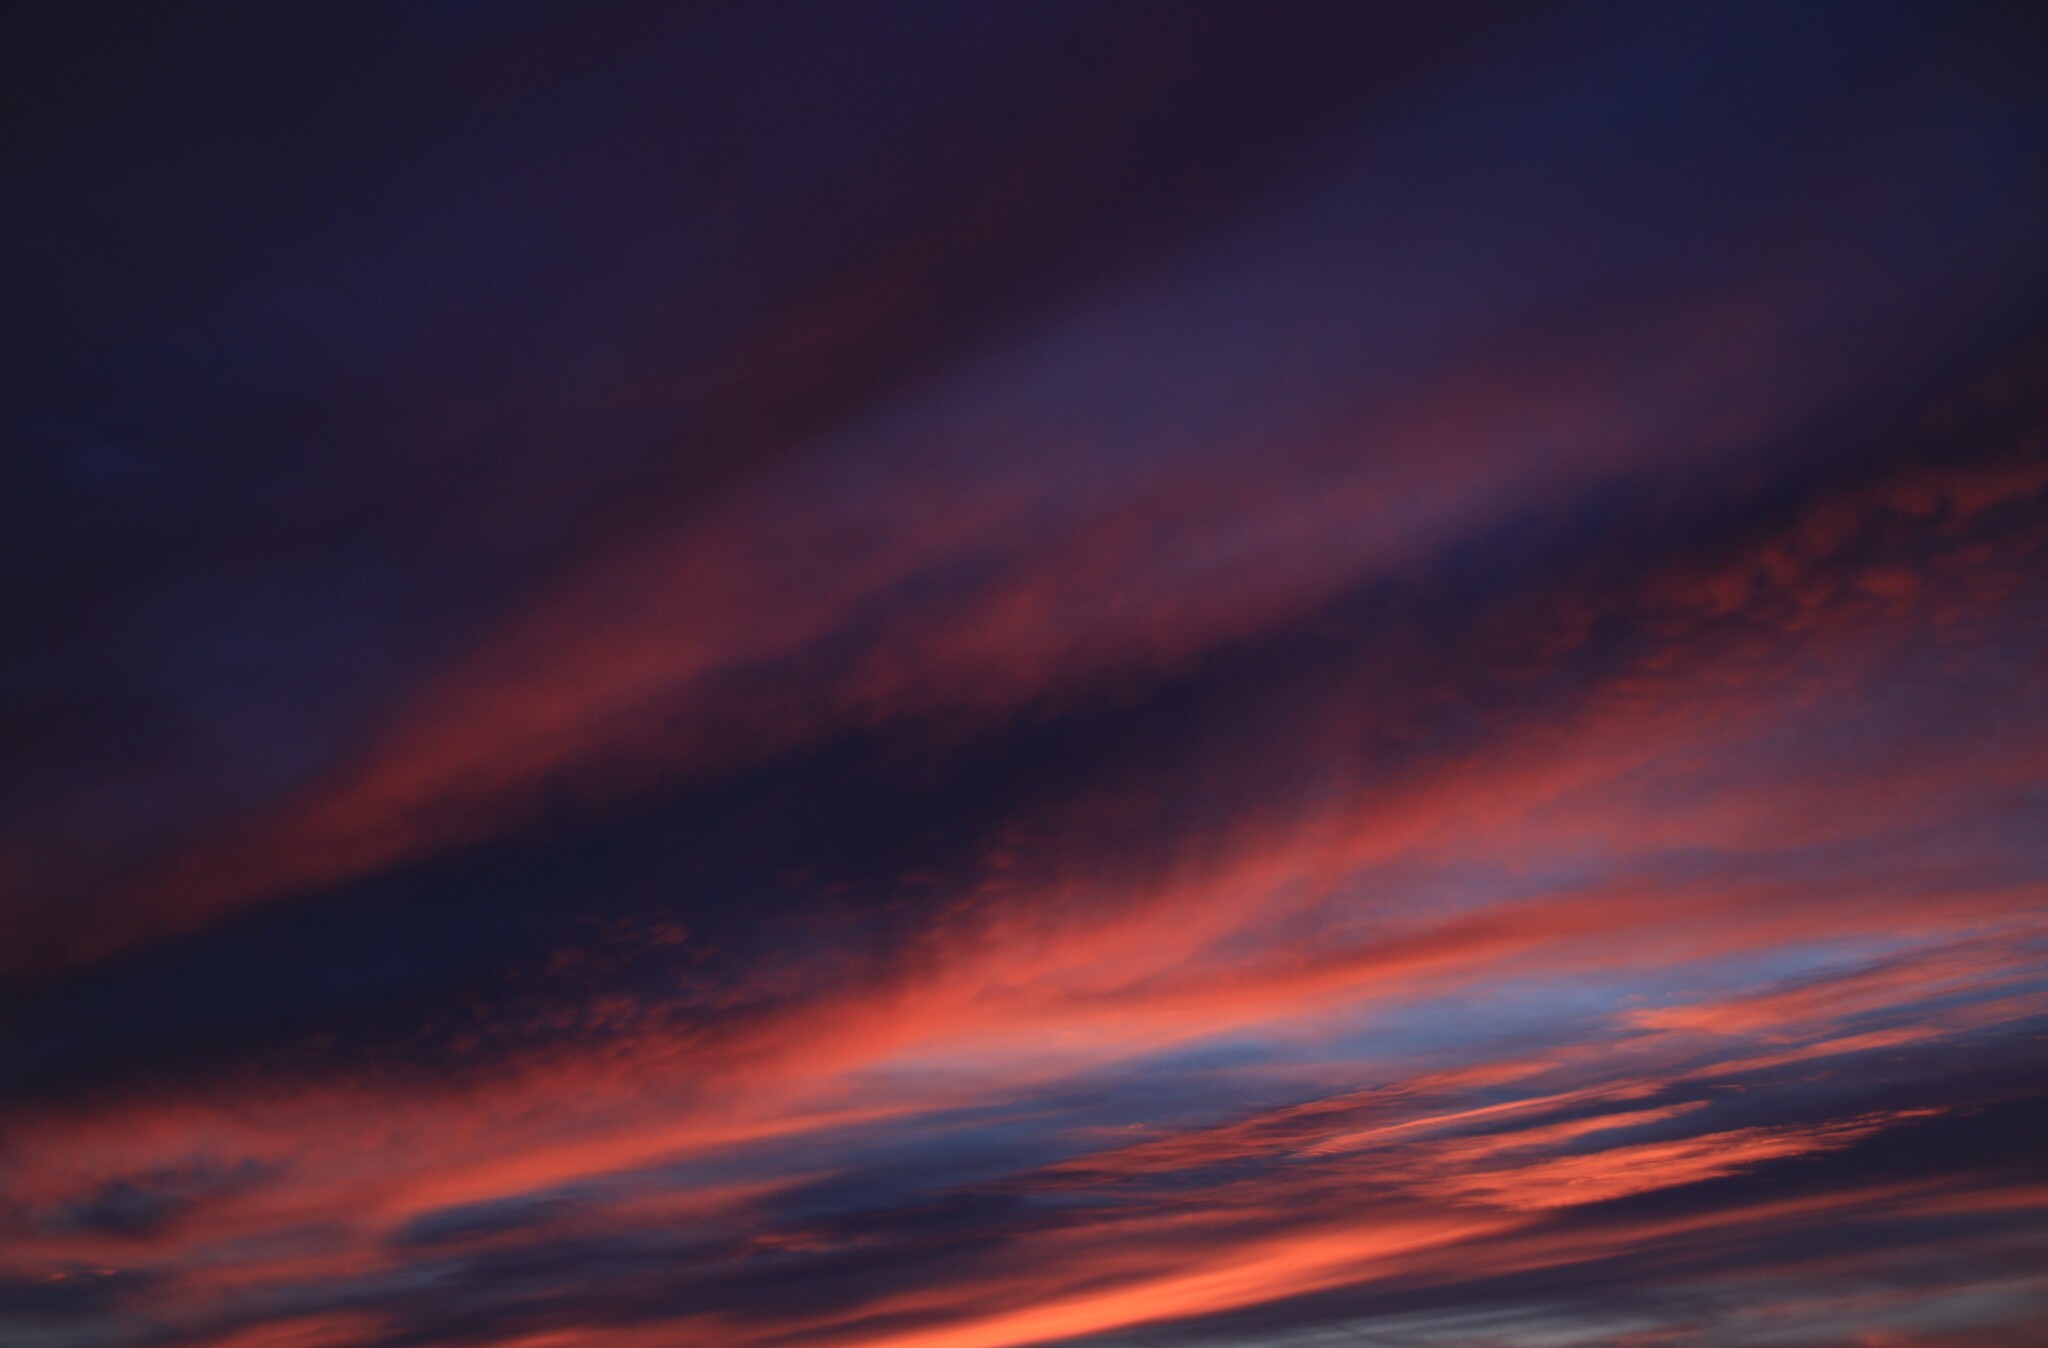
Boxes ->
[5,4,2048,1347]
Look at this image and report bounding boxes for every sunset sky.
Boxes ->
[5,4,2048,1346]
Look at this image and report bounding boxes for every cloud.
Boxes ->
[6,4,2048,1347]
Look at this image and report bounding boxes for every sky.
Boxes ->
[4,3,2048,1346]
